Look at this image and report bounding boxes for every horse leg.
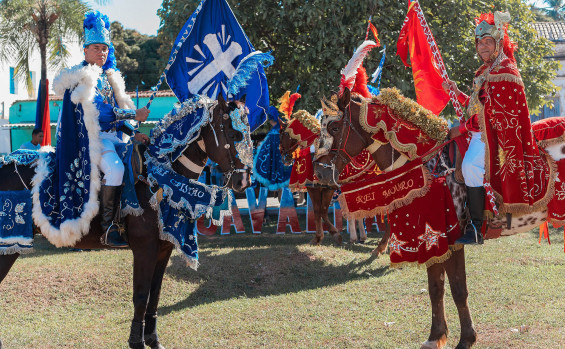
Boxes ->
[128,242,159,349]
[357,219,367,243]
[421,262,449,349]
[321,188,342,245]
[0,253,20,284]
[372,223,390,256]
[143,241,174,349]
[348,218,358,243]
[308,188,324,245]
[444,247,477,349]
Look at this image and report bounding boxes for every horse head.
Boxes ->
[201,93,252,192]
[278,116,297,166]
[313,89,371,186]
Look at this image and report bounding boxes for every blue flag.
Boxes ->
[165,0,268,131]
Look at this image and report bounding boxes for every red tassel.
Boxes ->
[538,222,549,245]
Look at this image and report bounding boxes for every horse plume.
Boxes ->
[339,40,378,96]
[227,51,274,98]
[278,91,302,119]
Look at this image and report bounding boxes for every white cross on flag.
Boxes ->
[165,0,269,131]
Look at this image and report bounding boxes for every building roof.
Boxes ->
[533,22,565,41]
[11,89,176,104]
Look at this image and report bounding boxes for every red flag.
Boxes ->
[396,0,449,115]
[41,79,51,146]
[369,22,380,46]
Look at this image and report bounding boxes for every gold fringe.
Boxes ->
[291,109,321,133]
[494,153,557,215]
[389,249,453,269]
[487,73,525,87]
[339,166,433,219]
[375,88,449,142]
[537,135,565,148]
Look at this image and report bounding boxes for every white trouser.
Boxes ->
[99,131,125,186]
[462,131,485,187]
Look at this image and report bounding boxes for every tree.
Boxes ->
[540,0,565,20]
[0,0,90,98]
[111,21,163,90]
[156,0,558,117]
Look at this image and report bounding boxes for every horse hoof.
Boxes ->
[421,334,448,349]
[309,238,321,246]
[129,342,145,349]
[333,234,342,246]
[358,240,365,244]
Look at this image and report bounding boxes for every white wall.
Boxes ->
[0,38,83,120]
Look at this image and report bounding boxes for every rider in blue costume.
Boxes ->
[49,11,149,247]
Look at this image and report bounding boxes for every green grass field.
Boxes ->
[1,225,564,348]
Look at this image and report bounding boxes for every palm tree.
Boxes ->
[541,0,565,20]
[0,0,90,101]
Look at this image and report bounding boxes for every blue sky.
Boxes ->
[87,0,163,36]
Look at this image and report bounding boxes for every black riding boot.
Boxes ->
[456,186,485,245]
[100,185,127,248]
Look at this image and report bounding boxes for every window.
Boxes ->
[9,67,18,94]
[29,71,37,98]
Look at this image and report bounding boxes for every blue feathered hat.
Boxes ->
[83,11,116,71]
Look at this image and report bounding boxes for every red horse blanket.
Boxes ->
[388,177,461,268]
[338,160,431,218]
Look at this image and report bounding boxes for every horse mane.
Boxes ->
[375,88,448,142]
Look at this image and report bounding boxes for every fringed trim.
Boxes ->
[121,205,144,217]
[291,110,321,133]
[252,171,290,192]
[487,73,525,87]
[154,204,199,271]
[493,153,557,215]
[538,136,565,149]
[359,99,381,134]
[390,249,453,269]
[375,88,448,142]
[0,245,34,255]
[338,167,433,219]
[32,64,104,247]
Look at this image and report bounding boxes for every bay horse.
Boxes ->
[0,94,251,349]
[313,88,565,348]
[279,112,389,254]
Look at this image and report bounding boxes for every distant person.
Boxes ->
[19,128,44,150]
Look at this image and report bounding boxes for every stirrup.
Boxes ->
[456,222,484,245]
[101,222,128,247]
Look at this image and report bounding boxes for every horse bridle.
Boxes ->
[317,101,369,185]
[207,103,251,187]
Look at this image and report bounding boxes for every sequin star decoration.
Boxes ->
[418,223,445,251]
[388,233,408,256]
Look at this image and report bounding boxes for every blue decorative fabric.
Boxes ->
[253,127,291,191]
[147,159,231,269]
[0,190,33,255]
[0,150,40,169]
[38,90,93,229]
[115,143,141,216]
[149,96,209,163]
[164,0,269,132]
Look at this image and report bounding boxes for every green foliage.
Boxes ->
[155,0,558,117]
[111,21,162,89]
[0,0,89,96]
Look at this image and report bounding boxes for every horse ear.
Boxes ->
[240,94,247,105]
[338,88,351,111]
[217,92,226,109]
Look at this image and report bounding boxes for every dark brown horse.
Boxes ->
[313,89,476,349]
[0,94,251,349]
[279,113,389,255]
